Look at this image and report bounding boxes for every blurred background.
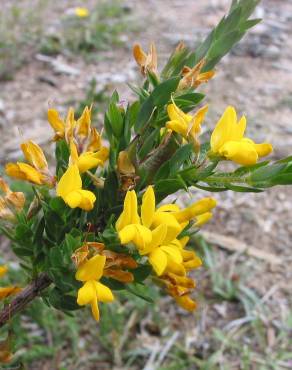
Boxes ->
[0,0,292,369]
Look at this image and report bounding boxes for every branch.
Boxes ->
[0,273,52,328]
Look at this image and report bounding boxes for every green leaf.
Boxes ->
[134,77,180,133]
[138,127,160,160]
[131,265,152,283]
[186,0,261,71]
[126,283,154,303]
[250,163,287,183]
[49,287,80,311]
[154,143,193,181]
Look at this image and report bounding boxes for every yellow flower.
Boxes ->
[5,141,54,186]
[48,106,108,163]
[117,186,216,276]
[74,7,89,18]
[70,140,109,173]
[166,100,208,150]
[56,165,96,211]
[0,265,21,300]
[0,178,25,221]
[178,59,215,90]
[210,106,273,165]
[133,42,158,76]
[76,255,114,321]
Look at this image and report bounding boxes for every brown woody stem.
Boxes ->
[0,273,52,328]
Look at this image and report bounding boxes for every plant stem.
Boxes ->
[0,272,52,328]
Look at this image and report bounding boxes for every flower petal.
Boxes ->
[211,106,245,152]
[152,212,182,244]
[47,109,65,136]
[253,143,273,158]
[6,163,43,185]
[77,281,96,305]
[57,165,82,198]
[160,245,183,264]
[194,212,213,227]
[141,186,155,227]
[21,141,48,170]
[149,248,168,276]
[174,198,217,223]
[95,282,114,302]
[77,189,96,211]
[91,298,100,321]
[75,255,106,282]
[219,140,258,165]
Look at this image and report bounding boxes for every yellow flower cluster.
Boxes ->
[4,106,108,212]
[116,186,216,310]
[166,103,273,165]
[50,106,109,210]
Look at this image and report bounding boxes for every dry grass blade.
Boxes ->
[201,231,282,265]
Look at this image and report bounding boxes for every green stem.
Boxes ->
[203,175,248,184]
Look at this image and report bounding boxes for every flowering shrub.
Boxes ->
[0,0,291,340]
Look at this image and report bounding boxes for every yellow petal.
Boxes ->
[47,109,65,136]
[133,43,147,67]
[139,224,167,255]
[175,295,197,311]
[93,147,109,163]
[118,224,137,245]
[178,236,189,248]
[76,106,91,137]
[194,212,213,227]
[174,198,217,223]
[21,141,48,170]
[5,163,43,185]
[189,105,208,136]
[149,248,168,276]
[63,190,82,208]
[87,128,101,152]
[211,106,246,152]
[77,152,103,173]
[77,189,96,211]
[152,212,182,244]
[182,250,202,269]
[91,298,100,321]
[160,245,183,264]
[95,282,114,302]
[65,107,75,143]
[57,165,82,198]
[219,140,258,165]
[167,103,189,123]
[77,281,96,305]
[76,255,106,282]
[116,190,140,231]
[166,120,187,137]
[253,143,273,158]
[133,224,153,249]
[166,259,186,276]
[141,186,155,227]
[69,140,79,164]
[0,265,8,278]
[157,204,180,212]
